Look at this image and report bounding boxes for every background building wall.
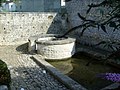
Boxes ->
[2,2,16,11]
[20,0,44,12]
[17,0,61,12]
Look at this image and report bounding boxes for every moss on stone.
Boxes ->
[0,59,11,85]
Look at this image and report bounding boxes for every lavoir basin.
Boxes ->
[48,53,120,90]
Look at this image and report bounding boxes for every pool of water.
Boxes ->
[48,53,120,90]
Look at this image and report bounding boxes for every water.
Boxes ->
[48,53,120,90]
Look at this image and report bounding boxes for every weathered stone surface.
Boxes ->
[66,0,120,51]
[31,34,75,60]
[0,12,65,45]
[28,34,76,60]
[0,45,69,90]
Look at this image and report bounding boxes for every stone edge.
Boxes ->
[31,55,87,90]
[100,83,120,90]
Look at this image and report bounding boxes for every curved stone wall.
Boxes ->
[37,42,75,60]
[28,34,76,60]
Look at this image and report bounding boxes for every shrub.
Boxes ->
[0,59,11,85]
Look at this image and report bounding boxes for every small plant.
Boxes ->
[0,59,11,86]
[97,73,120,82]
[97,73,120,90]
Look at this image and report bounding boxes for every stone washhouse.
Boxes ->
[0,0,120,89]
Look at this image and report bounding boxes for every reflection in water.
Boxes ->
[49,54,120,90]
[48,59,73,74]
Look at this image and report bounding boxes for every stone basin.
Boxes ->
[28,34,56,53]
[28,34,76,60]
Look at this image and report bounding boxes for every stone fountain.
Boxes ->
[28,34,76,60]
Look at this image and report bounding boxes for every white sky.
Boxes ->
[61,0,65,6]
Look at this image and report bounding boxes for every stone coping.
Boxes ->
[0,12,57,14]
[35,34,75,45]
[36,38,75,45]
[32,55,87,90]
[28,34,75,45]
[28,34,56,41]
[100,83,120,90]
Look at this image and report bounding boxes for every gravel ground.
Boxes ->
[0,45,69,90]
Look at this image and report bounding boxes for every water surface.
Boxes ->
[48,53,120,90]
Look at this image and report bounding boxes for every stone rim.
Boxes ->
[35,34,76,45]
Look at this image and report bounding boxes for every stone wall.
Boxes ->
[66,0,120,51]
[0,12,65,45]
[1,0,120,51]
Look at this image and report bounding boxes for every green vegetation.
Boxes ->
[0,59,11,85]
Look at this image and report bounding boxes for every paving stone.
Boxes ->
[0,45,69,90]
[0,85,8,90]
